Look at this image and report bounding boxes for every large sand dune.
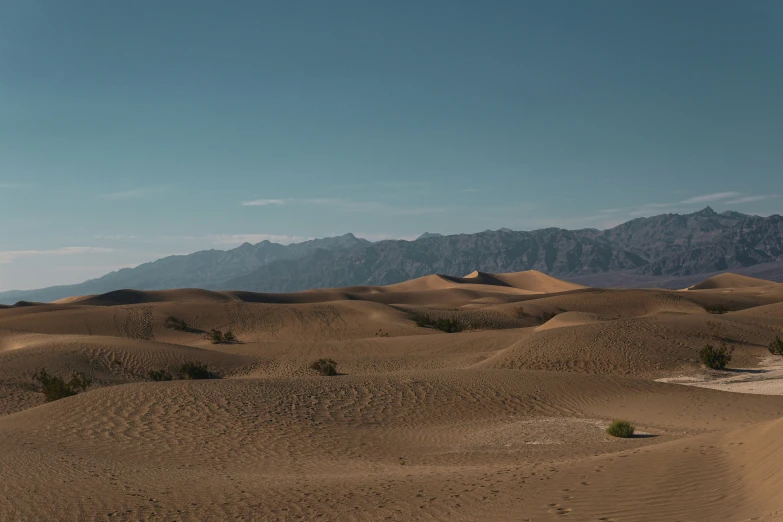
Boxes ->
[3,271,783,520]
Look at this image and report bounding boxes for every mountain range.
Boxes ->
[2,206,782,304]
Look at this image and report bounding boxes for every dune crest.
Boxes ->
[688,272,775,290]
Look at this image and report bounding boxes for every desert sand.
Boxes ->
[2,270,783,521]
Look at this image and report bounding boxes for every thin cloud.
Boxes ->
[0,247,115,264]
[204,233,311,245]
[354,232,420,242]
[241,197,443,215]
[95,235,137,240]
[724,194,779,204]
[241,199,287,207]
[679,192,742,204]
[100,186,167,199]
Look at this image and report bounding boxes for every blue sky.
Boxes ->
[1,0,781,290]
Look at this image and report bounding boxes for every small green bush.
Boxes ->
[409,311,464,332]
[207,329,238,343]
[32,368,93,402]
[700,343,733,370]
[434,317,463,333]
[165,316,189,331]
[208,329,224,343]
[180,361,211,380]
[769,336,783,356]
[537,311,560,324]
[148,369,173,381]
[606,420,635,438]
[310,358,338,376]
[704,304,731,315]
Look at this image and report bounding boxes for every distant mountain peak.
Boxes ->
[693,206,717,216]
[417,232,443,240]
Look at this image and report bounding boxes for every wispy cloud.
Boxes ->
[354,232,421,242]
[679,192,742,204]
[241,198,287,207]
[240,197,445,215]
[100,186,167,199]
[204,233,312,245]
[94,235,137,240]
[724,194,779,204]
[0,247,115,264]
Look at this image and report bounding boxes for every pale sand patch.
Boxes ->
[657,356,783,395]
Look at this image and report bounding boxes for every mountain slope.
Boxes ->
[2,209,782,303]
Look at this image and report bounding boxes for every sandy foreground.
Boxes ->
[2,270,783,521]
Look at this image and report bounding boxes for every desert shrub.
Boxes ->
[699,343,733,370]
[704,304,731,315]
[207,329,238,343]
[310,358,338,376]
[412,311,432,328]
[180,361,211,380]
[409,311,464,332]
[515,307,526,319]
[537,311,560,324]
[606,420,635,438]
[148,369,173,381]
[434,317,463,333]
[165,316,189,331]
[769,336,783,356]
[32,368,93,402]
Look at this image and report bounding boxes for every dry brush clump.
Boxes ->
[147,369,173,381]
[769,336,783,357]
[401,307,523,332]
[310,358,338,376]
[180,361,213,380]
[164,316,189,331]
[703,303,731,315]
[208,329,237,344]
[700,343,733,370]
[32,368,93,402]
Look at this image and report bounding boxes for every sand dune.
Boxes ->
[3,270,783,520]
[688,272,776,290]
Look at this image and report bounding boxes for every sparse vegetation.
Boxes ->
[165,316,190,331]
[208,329,237,344]
[769,336,783,357]
[310,358,338,376]
[606,420,635,438]
[704,304,731,315]
[32,368,93,402]
[699,343,733,370]
[409,310,465,333]
[515,307,526,319]
[537,311,560,324]
[180,361,212,380]
[148,369,173,381]
[375,329,390,337]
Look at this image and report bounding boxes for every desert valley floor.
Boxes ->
[2,270,783,521]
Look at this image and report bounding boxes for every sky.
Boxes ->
[1,0,782,291]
